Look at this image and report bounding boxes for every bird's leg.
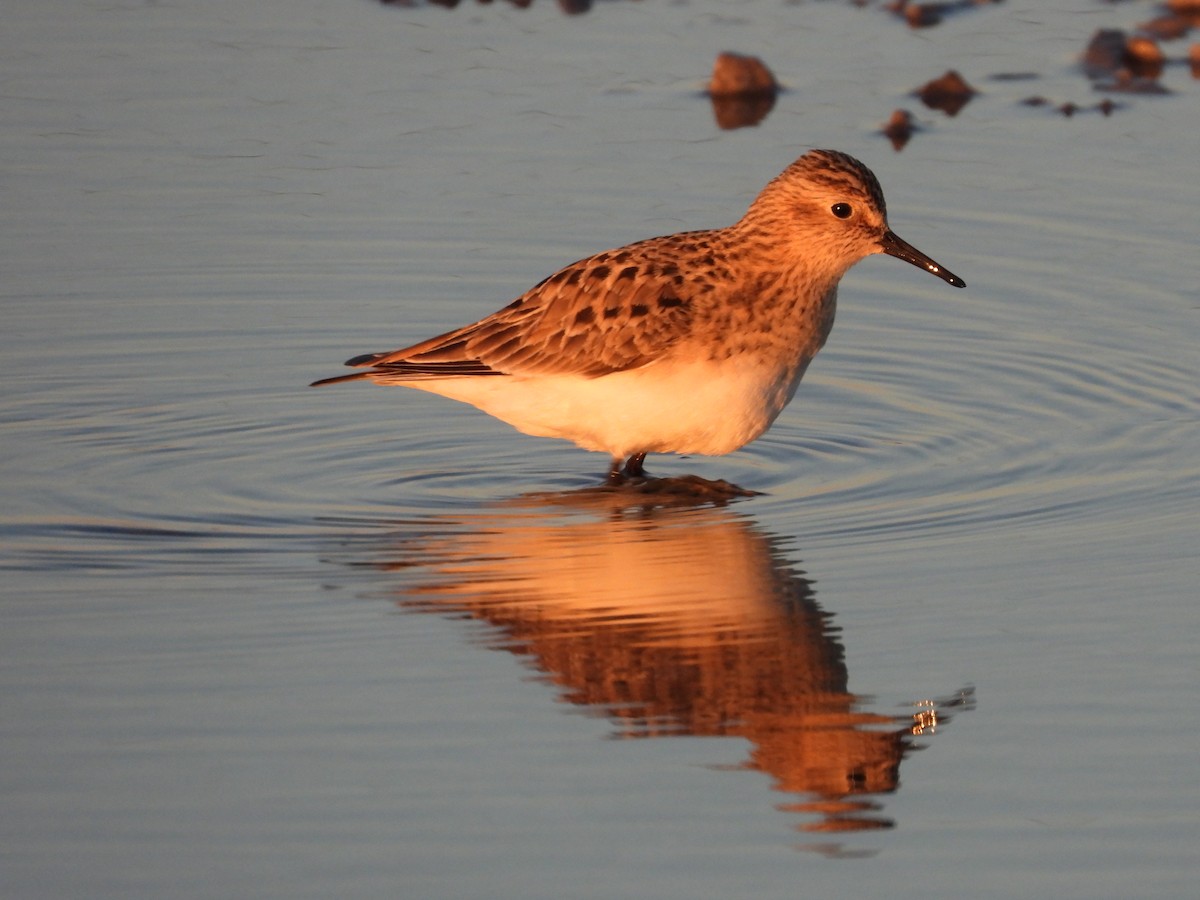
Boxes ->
[622,452,647,478]
[606,452,648,484]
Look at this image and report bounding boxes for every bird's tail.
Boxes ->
[310,371,376,387]
[310,352,390,387]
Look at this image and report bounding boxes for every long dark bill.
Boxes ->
[881,230,965,288]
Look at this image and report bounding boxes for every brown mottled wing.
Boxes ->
[335,235,707,382]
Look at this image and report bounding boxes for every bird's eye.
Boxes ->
[831,202,853,219]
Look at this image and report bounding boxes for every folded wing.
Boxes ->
[313,234,709,387]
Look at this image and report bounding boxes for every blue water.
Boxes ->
[2,1,1198,898]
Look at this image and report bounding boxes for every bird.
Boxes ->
[312,149,965,482]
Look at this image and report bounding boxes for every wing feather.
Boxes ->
[333,232,715,382]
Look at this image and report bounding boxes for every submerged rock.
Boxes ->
[708,52,778,130]
[1083,30,1169,82]
[1082,29,1129,78]
[915,70,976,116]
[1124,36,1166,79]
[1136,14,1193,41]
[881,109,917,151]
[708,52,778,98]
[1167,0,1200,20]
[1094,71,1172,94]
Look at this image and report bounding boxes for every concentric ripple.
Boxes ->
[740,271,1198,547]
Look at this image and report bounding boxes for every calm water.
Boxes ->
[3,1,1198,898]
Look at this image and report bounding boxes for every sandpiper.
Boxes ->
[313,149,965,481]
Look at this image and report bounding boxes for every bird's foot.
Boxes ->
[603,453,759,502]
[607,452,648,485]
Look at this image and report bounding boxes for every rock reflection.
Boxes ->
[352,491,971,843]
[709,92,777,131]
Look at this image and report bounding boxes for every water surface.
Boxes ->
[2,1,1198,898]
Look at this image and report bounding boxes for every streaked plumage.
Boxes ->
[313,149,965,480]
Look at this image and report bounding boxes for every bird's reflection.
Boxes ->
[336,483,971,849]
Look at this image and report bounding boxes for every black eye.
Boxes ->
[831,202,853,219]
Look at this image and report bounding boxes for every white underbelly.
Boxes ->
[405,357,810,458]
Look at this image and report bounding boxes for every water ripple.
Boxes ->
[740,292,1198,544]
